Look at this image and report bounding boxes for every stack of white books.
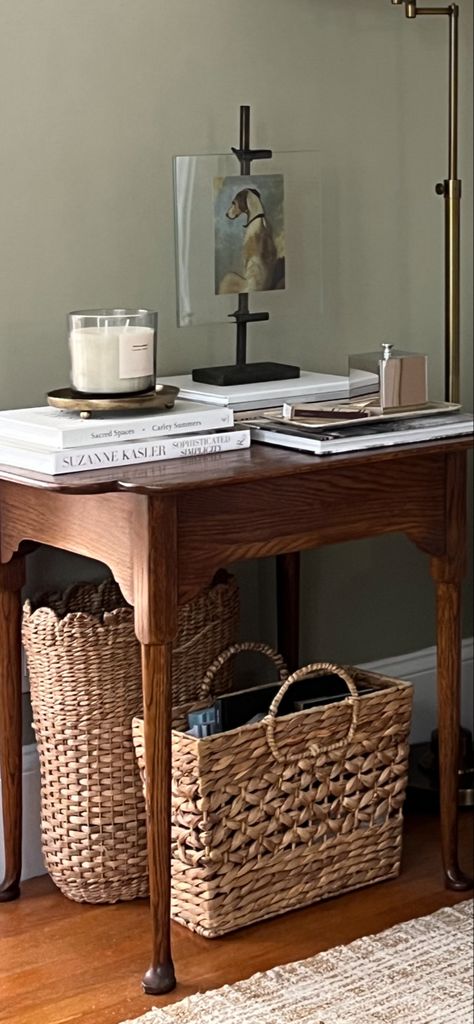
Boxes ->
[0,401,250,475]
[155,369,379,413]
[245,409,474,456]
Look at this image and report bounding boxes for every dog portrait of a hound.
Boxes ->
[214,174,285,295]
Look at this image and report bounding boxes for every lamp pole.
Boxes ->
[391,2,461,404]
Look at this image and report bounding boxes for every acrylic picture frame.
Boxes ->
[173,150,321,329]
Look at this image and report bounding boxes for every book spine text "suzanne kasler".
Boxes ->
[0,429,251,475]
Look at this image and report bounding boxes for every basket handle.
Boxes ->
[264,661,360,764]
[199,641,289,701]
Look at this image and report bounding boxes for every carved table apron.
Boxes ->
[0,436,472,994]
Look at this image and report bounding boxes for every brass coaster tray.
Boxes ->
[47,386,179,419]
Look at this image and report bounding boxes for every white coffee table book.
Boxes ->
[0,399,234,449]
[247,411,474,457]
[0,399,249,475]
[0,428,250,475]
[156,370,379,412]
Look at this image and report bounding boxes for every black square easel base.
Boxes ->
[192,362,300,387]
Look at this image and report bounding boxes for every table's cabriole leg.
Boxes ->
[132,494,178,995]
[0,559,25,902]
[141,642,176,995]
[434,578,472,890]
[431,451,472,891]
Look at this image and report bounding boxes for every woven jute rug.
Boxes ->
[122,900,473,1024]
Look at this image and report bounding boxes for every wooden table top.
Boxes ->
[0,435,472,495]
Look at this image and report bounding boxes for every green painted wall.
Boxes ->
[1,0,472,668]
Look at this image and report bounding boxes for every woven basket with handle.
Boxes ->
[22,571,239,904]
[133,642,413,937]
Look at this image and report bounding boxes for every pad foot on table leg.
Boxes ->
[142,962,176,996]
[445,866,473,891]
[0,880,20,903]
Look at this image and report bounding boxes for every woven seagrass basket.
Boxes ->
[22,571,239,904]
[133,643,413,937]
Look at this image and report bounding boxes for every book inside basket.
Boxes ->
[185,671,382,736]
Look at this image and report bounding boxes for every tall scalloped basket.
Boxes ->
[22,572,239,903]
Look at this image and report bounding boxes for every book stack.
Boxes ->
[0,401,251,476]
[244,402,474,456]
[155,369,380,413]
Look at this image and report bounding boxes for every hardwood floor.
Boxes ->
[1,808,472,1024]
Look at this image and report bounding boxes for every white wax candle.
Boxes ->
[69,325,155,394]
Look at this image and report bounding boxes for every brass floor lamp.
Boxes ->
[391,1,461,404]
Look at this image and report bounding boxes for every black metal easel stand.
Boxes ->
[192,106,300,387]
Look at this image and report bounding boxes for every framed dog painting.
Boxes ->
[213,174,286,295]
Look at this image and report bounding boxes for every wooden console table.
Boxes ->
[0,436,472,993]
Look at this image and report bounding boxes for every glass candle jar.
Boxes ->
[68,309,157,396]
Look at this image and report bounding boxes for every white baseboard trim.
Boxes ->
[1,638,473,882]
[362,637,473,745]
